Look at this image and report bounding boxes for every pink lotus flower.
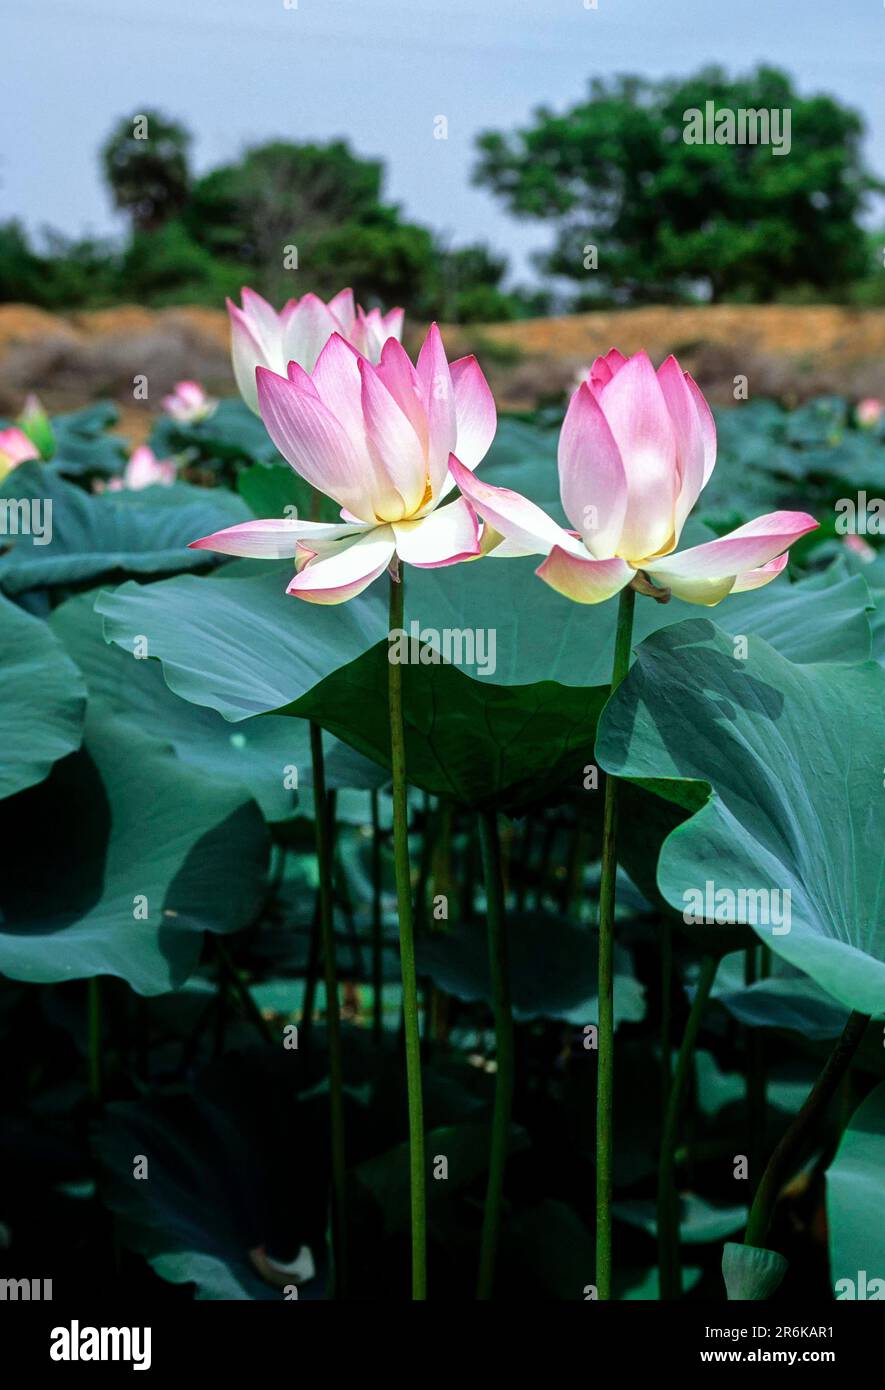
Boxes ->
[452,349,818,606]
[161,379,216,423]
[0,426,39,481]
[109,446,177,491]
[843,533,876,563]
[228,287,404,415]
[856,397,883,430]
[190,325,494,604]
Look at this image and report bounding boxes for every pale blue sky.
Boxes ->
[4,0,885,281]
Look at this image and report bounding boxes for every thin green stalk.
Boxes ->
[214,939,274,1045]
[595,582,636,1300]
[744,1010,869,1249]
[744,946,766,1179]
[88,977,102,1103]
[371,788,384,1046]
[310,720,348,1298]
[660,919,673,1116]
[657,954,719,1300]
[476,809,514,1300]
[388,568,427,1299]
[300,894,321,1048]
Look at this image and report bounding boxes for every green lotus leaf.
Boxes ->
[0,464,250,594]
[0,592,86,800]
[827,1081,885,1299]
[598,619,885,1015]
[0,703,269,994]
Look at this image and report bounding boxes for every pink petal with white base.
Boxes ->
[227,299,271,412]
[374,339,428,448]
[558,383,628,557]
[450,356,497,471]
[416,324,457,499]
[588,348,628,393]
[359,359,426,517]
[287,527,396,605]
[685,373,717,485]
[643,511,818,588]
[310,335,367,449]
[656,356,707,540]
[596,351,678,561]
[283,293,345,374]
[535,547,633,605]
[730,553,790,594]
[189,517,363,560]
[393,497,479,567]
[328,288,356,333]
[448,455,583,558]
[257,367,375,522]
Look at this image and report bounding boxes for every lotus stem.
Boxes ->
[388,568,427,1299]
[371,788,384,1046]
[476,809,515,1300]
[657,953,719,1300]
[87,977,102,1103]
[214,938,273,1045]
[595,581,636,1300]
[744,1009,869,1250]
[661,918,673,1115]
[309,720,349,1298]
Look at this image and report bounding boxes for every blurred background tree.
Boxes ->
[474,65,884,305]
[2,71,882,318]
[101,110,192,234]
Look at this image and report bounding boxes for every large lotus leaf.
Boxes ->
[614,1193,746,1245]
[50,592,384,820]
[826,1082,885,1298]
[496,1199,701,1300]
[597,619,885,1016]
[355,1120,529,1238]
[92,1051,333,1300]
[0,592,86,800]
[150,397,284,467]
[237,461,339,525]
[96,547,870,810]
[0,703,268,994]
[841,549,885,664]
[0,464,250,594]
[482,416,564,516]
[48,402,129,477]
[415,912,645,1026]
[711,954,851,1041]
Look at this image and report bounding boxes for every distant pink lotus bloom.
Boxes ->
[109,446,177,491]
[452,349,818,606]
[227,287,404,414]
[843,533,876,562]
[856,397,883,429]
[0,426,39,481]
[190,324,494,604]
[161,379,216,423]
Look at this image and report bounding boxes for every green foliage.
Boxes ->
[118,219,241,306]
[3,397,885,1303]
[101,109,192,233]
[475,66,880,303]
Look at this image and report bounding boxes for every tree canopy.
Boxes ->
[474,66,883,303]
